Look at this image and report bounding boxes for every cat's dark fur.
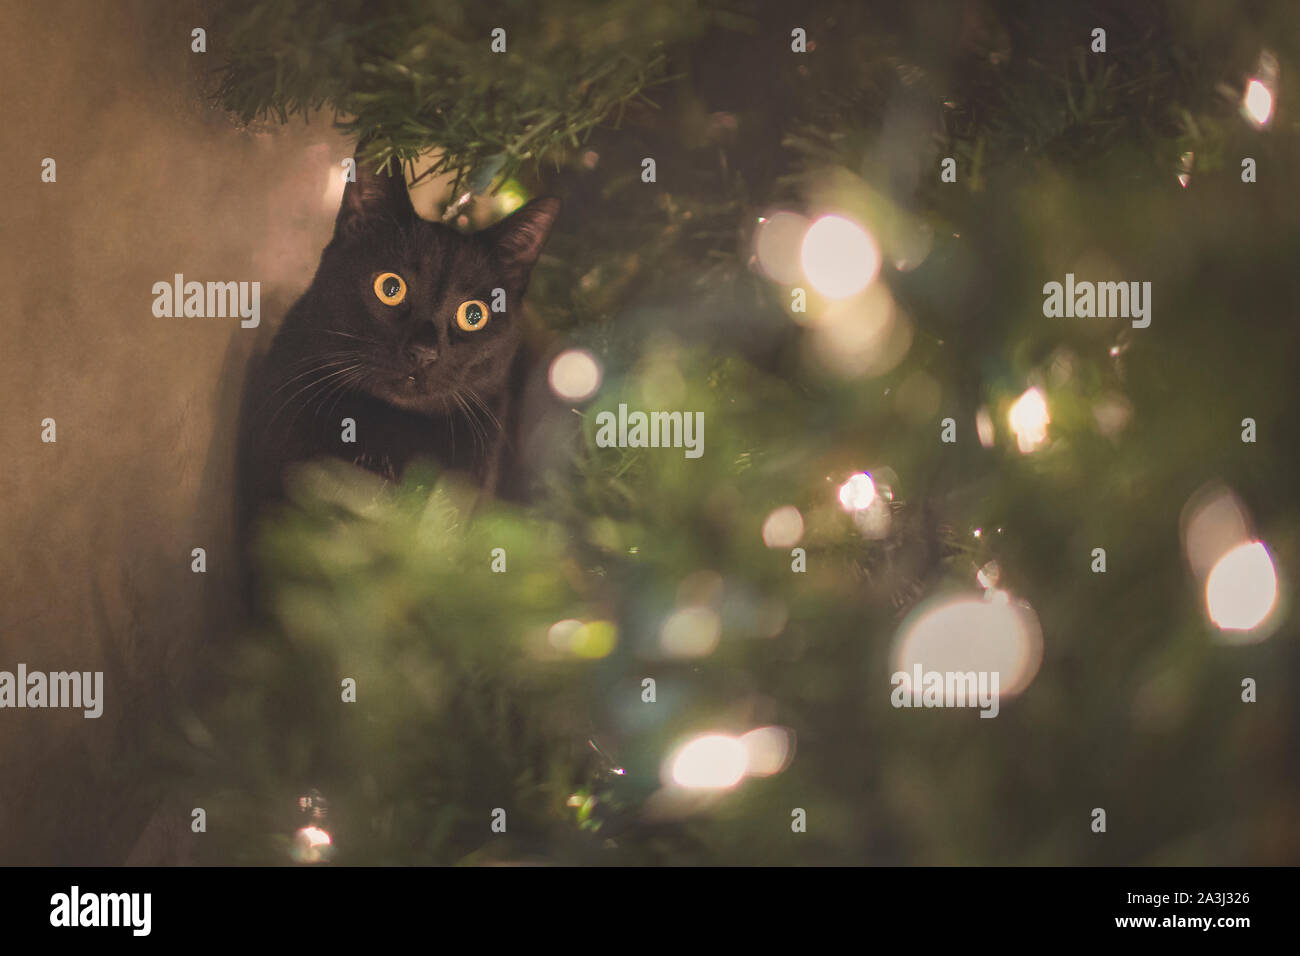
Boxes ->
[237,153,560,546]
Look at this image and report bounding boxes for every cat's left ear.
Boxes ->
[484,197,561,279]
[334,150,416,239]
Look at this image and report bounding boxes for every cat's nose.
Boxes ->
[404,345,438,369]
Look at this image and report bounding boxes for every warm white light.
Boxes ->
[852,494,892,539]
[660,607,721,658]
[1181,484,1251,580]
[762,506,805,548]
[291,825,334,863]
[1008,387,1050,453]
[800,215,881,299]
[298,826,332,847]
[892,593,1043,697]
[1243,79,1274,127]
[670,734,748,789]
[1206,541,1278,631]
[838,472,877,511]
[547,619,584,652]
[739,726,794,777]
[548,349,602,402]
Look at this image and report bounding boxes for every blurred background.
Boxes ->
[2,0,1298,865]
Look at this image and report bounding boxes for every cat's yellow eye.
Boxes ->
[456,299,490,332]
[373,272,407,306]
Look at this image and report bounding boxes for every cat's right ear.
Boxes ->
[334,149,416,239]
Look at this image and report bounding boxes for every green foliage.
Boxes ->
[199,0,1300,864]
[212,0,706,191]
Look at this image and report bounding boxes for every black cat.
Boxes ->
[237,152,561,546]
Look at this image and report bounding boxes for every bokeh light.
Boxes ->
[1242,50,1279,129]
[494,178,528,215]
[753,211,810,285]
[291,825,333,863]
[852,494,892,539]
[1206,541,1278,632]
[1181,483,1251,580]
[838,472,877,511]
[1092,394,1132,440]
[807,281,912,378]
[800,214,881,299]
[660,606,722,658]
[548,618,618,658]
[975,406,995,448]
[669,734,748,789]
[892,592,1044,698]
[739,726,795,777]
[548,348,602,402]
[762,506,805,548]
[1008,387,1050,454]
[1243,79,1274,127]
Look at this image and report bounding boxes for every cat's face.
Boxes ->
[304,155,559,417]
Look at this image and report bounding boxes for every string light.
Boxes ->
[669,734,748,789]
[1008,387,1050,454]
[837,472,877,511]
[1242,50,1279,128]
[1206,541,1278,632]
[800,214,881,299]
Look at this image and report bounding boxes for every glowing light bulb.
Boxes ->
[1008,387,1050,454]
[291,825,334,863]
[838,472,877,511]
[1206,541,1278,631]
[1243,79,1274,127]
[800,215,881,299]
[670,734,747,789]
[299,826,331,847]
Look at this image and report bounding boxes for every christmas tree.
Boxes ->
[186,0,1300,864]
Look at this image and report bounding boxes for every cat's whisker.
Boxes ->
[255,352,365,415]
[450,391,478,455]
[439,396,456,459]
[270,363,366,430]
[451,389,488,457]
[317,329,380,345]
[462,387,504,435]
[318,368,370,425]
[260,371,345,426]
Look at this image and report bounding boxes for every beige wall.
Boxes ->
[0,0,353,861]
